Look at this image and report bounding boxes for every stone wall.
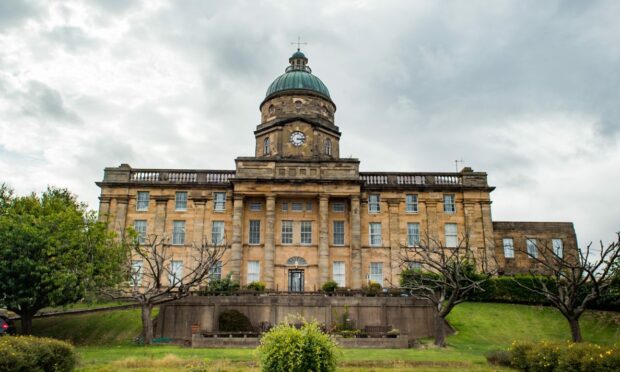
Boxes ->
[156,295,435,342]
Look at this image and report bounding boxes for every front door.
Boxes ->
[288,270,304,292]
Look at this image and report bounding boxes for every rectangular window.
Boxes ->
[407,223,420,247]
[333,221,345,245]
[369,222,382,246]
[306,201,313,211]
[503,238,515,258]
[368,194,380,213]
[169,260,183,286]
[369,262,383,286]
[134,220,147,244]
[300,221,312,244]
[249,202,262,211]
[136,191,149,211]
[214,192,226,211]
[209,260,222,281]
[444,194,456,214]
[131,260,143,286]
[249,220,261,245]
[247,260,260,284]
[291,202,303,212]
[211,221,225,245]
[552,239,563,258]
[332,202,345,212]
[526,238,538,258]
[445,223,458,247]
[281,220,293,244]
[172,221,185,245]
[175,191,187,211]
[406,194,418,213]
[333,261,345,287]
[282,202,288,212]
[407,261,422,270]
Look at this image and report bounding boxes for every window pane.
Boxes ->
[368,194,380,213]
[175,192,187,210]
[526,239,538,258]
[333,221,345,245]
[134,220,147,244]
[503,238,515,258]
[306,201,313,211]
[131,260,143,286]
[301,221,312,244]
[552,239,563,258]
[370,223,382,246]
[333,261,345,287]
[209,260,222,281]
[445,223,457,247]
[282,202,289,211]
[248,261,260,284]
[406,194,418,213]
[250,202,262,211]
[332,202,345,212]
[172,221,185,245]
[137,191,149,211]
[249,220,261,244]
[212,221,225,245]
[169,260,183,286]
[369,262,383,285]
[214,192,226,211]
[407,223,420,247]
[291,202,303,211]
[443,194,455,213]
[282,220,293,244]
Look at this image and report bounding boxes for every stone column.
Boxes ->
[113,196,129,234]
[425,198,439,247]
[153,196,170,237]
[230,195,244,283]
[98,196,111,224]
[192,198,208,246]
[387,199,401,286]
[318,194,330,285]
[480,201,497,271]
[350,196,362,289]
[264,195,276,289]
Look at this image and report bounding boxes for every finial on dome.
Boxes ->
[291,36,307,52]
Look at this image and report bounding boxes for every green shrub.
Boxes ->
[257,321,339,372]
[506,341,620,372]
[322,280,338,293]
[0,335,77,371]
[485,349,512,367]
[362,282,382,296]
[247,281,266,292]
[218,309,254,332]
[205,273,240,294]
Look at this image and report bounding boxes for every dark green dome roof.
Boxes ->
[265,50,331,100]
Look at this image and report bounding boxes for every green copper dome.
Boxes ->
[265,51,331,100]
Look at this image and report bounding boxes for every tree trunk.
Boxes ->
[568,317,582,342]
[141,303,154,345]
[433,312,446,347]
[20,312,33,335]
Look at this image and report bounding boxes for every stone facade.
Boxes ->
[96,50,579,292]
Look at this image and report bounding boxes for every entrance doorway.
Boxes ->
[288,270,304,292]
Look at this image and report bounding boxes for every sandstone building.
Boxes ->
[97,50,578,291]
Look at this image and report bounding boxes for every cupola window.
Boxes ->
[325,139,332,156]
[263,137,271,155]
[295,100,302,110]
[268,105,275,114]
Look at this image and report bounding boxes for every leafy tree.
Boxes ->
[399,233,495,347]
[515,233,620,342]
[0,185,126,334]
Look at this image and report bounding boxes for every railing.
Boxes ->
[360,172,462,186]
[130,170,235,184]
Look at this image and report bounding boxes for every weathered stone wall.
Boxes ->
[492,221,578,274]
[156,295,435,342]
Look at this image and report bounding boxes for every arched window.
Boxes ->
[263,137,270,155]
[286,256,308,266]
[268,105,275,114]
[325,139,332,156]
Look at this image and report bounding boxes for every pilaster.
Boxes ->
[387,198,401,287]
[318,194,329,285]
[350,195,362,289]
[264,195,276,289]
[230,195,244,282]
[113,196,129,234]
[153,196,170,237]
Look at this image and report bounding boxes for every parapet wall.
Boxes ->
[156,295,435,342]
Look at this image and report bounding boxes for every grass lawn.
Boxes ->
[26,302,620,371]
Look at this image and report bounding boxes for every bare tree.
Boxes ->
[515,233,620,342]
[104,232,227,344]
[398,234,496,347]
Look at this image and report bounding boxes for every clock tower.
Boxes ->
[253,50,341,159]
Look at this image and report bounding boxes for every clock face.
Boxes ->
[290,131,306,147]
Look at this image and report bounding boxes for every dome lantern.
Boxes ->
[264,50,331,101]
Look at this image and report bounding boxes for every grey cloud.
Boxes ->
[0,0,37,30]
[45,26,99,52]
[22,81,82,124]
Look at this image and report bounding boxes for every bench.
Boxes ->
[363,325,393,337]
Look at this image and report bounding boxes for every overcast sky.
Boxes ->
[0,0,618,248]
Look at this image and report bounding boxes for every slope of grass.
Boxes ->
[26,302,619,371]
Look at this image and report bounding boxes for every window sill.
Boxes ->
[175,208,187,212]
[405,211,419,214]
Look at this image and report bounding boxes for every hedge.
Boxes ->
[0,335,77,372]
